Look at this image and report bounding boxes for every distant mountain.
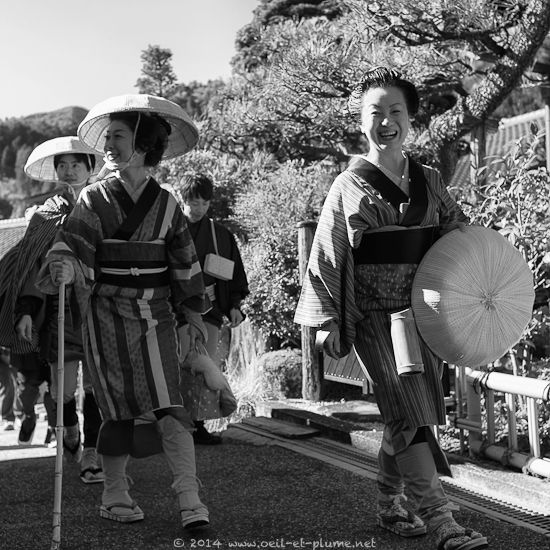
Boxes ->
[21,105,89,132]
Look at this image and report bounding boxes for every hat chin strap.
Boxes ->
[99,150,143,179]
[102,150,137,172]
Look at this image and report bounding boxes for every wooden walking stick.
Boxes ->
[51,282,65,550]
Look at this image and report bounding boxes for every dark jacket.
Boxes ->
[187,216,249,328]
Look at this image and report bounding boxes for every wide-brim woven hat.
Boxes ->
[24,136,103,182]
[411,226,535,367]
[77,94,199,159]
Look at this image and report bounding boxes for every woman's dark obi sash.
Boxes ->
[97,268,170,288]
[347,156,440,265]
[353,226,440,264]
[95,177,170,288]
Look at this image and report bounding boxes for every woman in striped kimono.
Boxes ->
[295,68,488,550]
[38,95,210,531]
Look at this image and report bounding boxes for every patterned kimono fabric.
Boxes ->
[38,177,205,430]
[0,192,74,355]
[295,156,468,459]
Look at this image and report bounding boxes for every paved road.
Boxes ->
[1,417,549,550]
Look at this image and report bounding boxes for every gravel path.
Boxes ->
[1,435,548,550]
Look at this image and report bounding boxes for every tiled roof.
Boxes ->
[450,109,546,188]
[0,218,27,260]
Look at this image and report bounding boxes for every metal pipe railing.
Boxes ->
[465,367,550,401]
[458,366,550,477]
[505,393,518,451]
[469,440,550,478]
[527,397,541,458]
[486,389,495,445]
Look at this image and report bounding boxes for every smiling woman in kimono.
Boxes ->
[295,68,488,550]
[38,94,210,531]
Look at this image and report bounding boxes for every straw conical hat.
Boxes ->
[78,94,198,159]
[411,226,535,367]
[24,136,102,181]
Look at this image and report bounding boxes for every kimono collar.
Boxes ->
[109,176,161,240]
[347,155,429,226]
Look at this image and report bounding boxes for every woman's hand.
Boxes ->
[229,307,244,328]
[322,330,341,359]
[316,325,341,359]
[49,260,75,286]
[182,308,208,350]
[188,322,206,349]
[15,314,33,342]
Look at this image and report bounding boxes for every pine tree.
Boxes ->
[135,45,178,98]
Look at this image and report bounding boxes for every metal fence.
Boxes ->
[448,364,550,479]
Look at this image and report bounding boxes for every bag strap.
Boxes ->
[209,218,219,255]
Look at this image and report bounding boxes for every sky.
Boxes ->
[0,0,259,119]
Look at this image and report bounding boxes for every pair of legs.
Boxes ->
[80,374,104,483]
[98,413,208,529]
[49,358,82,461]
[377,425,488,550]
[0,351,18,428]
[11,352,55,444]
[49,358,103,481]
[180,322,222,445]
[82,391,101,450]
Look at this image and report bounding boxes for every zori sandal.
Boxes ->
[376,494,427,537]
[180,505,209,530]
[435,519,488,550]
[99,501,144,523]
[80,467,104,484]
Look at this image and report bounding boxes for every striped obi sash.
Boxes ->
[353,225,440,265]
[97,239,169,288]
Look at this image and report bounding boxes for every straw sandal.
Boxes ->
[435,519,488,550]
[376,495,427,537]
[100,501,144,523]
[180,505,209,530]
[80,448,104,484]
[80,467,104,484]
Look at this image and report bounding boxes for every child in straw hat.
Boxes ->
[38,94,210,531]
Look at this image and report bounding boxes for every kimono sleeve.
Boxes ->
[294,175,363,354]
[35,188,102,318]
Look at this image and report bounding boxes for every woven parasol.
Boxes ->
[411,226,534,367]
[24,136,102,181]
[78,94,198,160]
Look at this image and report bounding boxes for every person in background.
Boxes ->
[38,94,210,531]
[178,173,249,445]
[294,67,488,550]
[0,137,104,484]
[20,138,104,482]
[0,345,18,431]
[0,227,55,446]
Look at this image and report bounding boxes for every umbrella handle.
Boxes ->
[51,282,65,550]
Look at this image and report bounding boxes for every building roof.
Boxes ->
[0,218,27,260]
[449,108,546,188]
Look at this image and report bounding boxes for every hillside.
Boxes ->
[0,105,89,218]
[20,105,88,131]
